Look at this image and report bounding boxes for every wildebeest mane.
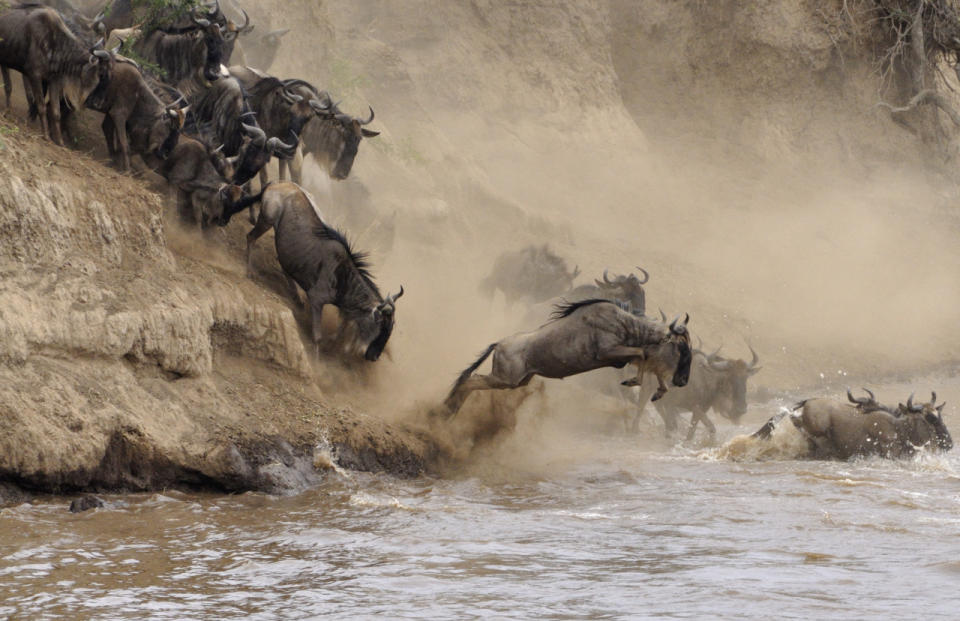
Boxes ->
[312,224,381,298]
[550,298,624,321]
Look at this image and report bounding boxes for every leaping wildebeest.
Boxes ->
[218,181,404,361]
[752,392,952,459]
[443,299,692,417]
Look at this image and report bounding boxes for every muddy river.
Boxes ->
[3,377,959,619]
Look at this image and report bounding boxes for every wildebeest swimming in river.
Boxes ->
[443,299,692,417]
[219,181,403,361]
[752,391,952,459]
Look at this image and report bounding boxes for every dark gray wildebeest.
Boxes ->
[442,299,692,417]
[131,14,225,90]
[84,50,186,171]
[155,134,244,228]
[479,244,580,306]
[229,67,333,186]
[0,3,105,144]
[752,392,952,460]
[217,181,404,361]
[628,345,761,440]
[188,75,297,184]
[295,91,379,184]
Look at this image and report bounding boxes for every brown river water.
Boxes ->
[3,375,960,619]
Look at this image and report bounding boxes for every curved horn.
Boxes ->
[862,387,875,401]
[238,8,252,32]
[907,392,923,413]
[193,17,211,28]
[392,286,405,302]
[847,389,859,405]
[309,98,332,115]
[90,37,105,52]
[241,122,267,145]
[208,0,221,18]
[658,308,667,322]
[930,391,937,406]
[635,267,650,284]
[359,106,374,125]
[603,269,613,285]
[93,50,110,59]
[266,135,296,154]
[212,144,225,154]
[748,344,760,369]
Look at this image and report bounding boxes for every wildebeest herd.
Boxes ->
[0,1,951,462]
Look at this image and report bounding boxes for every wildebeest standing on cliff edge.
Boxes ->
[218,181,404,361]
[0,3,104,144]
[443,299,692,417]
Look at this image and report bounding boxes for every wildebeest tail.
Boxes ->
[218,184,270,226]
[451,343,496,392]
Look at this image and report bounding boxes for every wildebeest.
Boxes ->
[0,3,105,144]
[234,26,288,72]
[567,268,649,315]
[229,67,333,184]
[479,244,580,306]
[155,134,243,227]
[296,94,379,183]
[635,345,761,440]
[188,75,297,184]
[84,51,186,171]
[752,392,952,459]
[218,181,404,361]
[132,14,224,88]
[442,299,692,417]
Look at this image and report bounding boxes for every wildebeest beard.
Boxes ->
[672,340,692,387]
[363,314,394,361]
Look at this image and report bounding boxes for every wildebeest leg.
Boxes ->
[305,283,335,357]
[45,81,64,146]
[2,67,12,110]
[175,189,194,225]
[112,112,132,172]
[25,74,49,142]
[101,115,118,163]
[686,409,715,442]
[284,274,304,309]
[245,216,273,277]
[444,372,532,416]
[288,148,303,184]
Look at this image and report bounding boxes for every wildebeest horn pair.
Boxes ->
[380,287,404,313]
[668,313,689,335]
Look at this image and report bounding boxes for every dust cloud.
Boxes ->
[237,1,960,459]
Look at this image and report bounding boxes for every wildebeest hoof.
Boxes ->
[621,378,640,387]
[651,390,667,402]
[69,495,105,513]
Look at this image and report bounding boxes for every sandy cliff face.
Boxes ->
[0,124,433,501]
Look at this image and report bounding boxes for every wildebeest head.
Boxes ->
[220,6,253,63]
[302,99,380,180]
[151,104,187,160]
[206,183,245,227]
[356,287,404,361]
[190,15,225,83]
[231,121,297,184]
[649,314,692,388]
[704,345,761,421]
[897,392,952,451]
[596,267,649,315]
